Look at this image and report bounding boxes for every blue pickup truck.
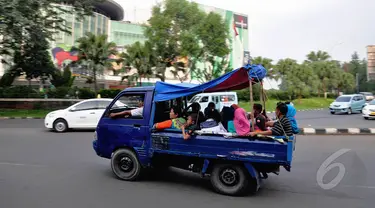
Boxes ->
[93,65,295,196]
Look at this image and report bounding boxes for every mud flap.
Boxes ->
[244,163,261,192]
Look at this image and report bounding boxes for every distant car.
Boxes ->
[362,99,375,120]
[360,92,374,101]
[329,94,367,115]
[44,98,127,132]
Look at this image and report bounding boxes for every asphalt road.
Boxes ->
[0,120,375,208]
[295,109,374,128]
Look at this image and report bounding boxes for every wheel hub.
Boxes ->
[56,122,65,131]
[119,157,133,172]
[220,168,238,186]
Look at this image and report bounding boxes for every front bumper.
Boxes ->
[329,107,349,113]
[44,117,54,129]
[362,110,375,118]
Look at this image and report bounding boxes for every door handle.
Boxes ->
[90,112,95,114]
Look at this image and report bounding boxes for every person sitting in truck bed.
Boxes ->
[252,103,267,132]
[183,102,205,124]
[232,104,251,136]
[248,102,293,137]
[153,106,186,130]
[221,106,236,133]
[181,113,199,140]
[204,102,216,119]
[200,107,227,133]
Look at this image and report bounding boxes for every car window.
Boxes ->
[189,96,201,103]
[369,100,375,105]
[97,100,112,109]
[200,96,209,103]
[335,96,351,102]
[73,101,97,111]
[220,95,235,102]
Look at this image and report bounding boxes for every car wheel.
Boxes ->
[210,163,250,196]
[111,148,143,181]
[53,119,68,133]
[330,111,335,115]
[347,108,352,115]
[364,117,369,120]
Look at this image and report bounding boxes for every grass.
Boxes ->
[239,98,334,112]
[0,109,51,118]
[0,98,334,117]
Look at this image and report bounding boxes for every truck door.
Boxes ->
[97,91,152,163]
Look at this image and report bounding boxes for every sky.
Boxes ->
[115,0,375,64]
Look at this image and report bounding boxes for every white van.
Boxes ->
[188,92,238,112]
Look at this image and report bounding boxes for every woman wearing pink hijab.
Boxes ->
[231,104,251,136]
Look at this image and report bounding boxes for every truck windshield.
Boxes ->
[335,96,351,102]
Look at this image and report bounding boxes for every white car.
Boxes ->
[362,99,375,120]
[44,98,126,132]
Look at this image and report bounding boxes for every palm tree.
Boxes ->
[120,41,155,86]
[306,50,331,62]
[76,33,117,94]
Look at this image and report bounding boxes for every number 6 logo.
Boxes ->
[316,148,351,190]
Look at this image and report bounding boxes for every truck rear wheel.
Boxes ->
[111,149,143,181]
[210,163,249,196]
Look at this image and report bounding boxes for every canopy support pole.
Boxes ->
[260,81,267,117]
[249,79,255,132]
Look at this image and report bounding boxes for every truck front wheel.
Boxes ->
[111,149,143,181]
[210,164,249,196]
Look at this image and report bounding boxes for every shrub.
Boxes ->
[0,86,42,98]
[98,89,121,98]
[47,87,72,99]
[78,88,95,99]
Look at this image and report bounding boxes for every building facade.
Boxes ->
[367,45,375,81]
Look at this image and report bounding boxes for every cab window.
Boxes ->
[109,94,145,119]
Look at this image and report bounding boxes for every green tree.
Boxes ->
[144,0,230,82]
[0,0,102,60]
[306,50,331,62]
[307,60,339,97]
[120,41,155,86]
[332,69,355,95]
[50,67,76,87]
[283,63,319,102]
[346,52,368,92]
[272,58,298,81]
[76,33,117,94]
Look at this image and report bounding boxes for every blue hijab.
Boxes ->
[286,104,299,134]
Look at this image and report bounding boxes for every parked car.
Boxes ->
[329,94,367,114]
[188,92,238,112]
[362,99,375,120]
[44,98,126,132]
[360,92,374,101]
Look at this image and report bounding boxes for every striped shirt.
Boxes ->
[271,116,293,136]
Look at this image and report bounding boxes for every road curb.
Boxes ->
[266,108,324,114]
[298,128,375,135]
[0,117,44,119]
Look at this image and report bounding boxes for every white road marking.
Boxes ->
[0,162,46,167]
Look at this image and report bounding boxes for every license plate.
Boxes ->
[370,112,375,116]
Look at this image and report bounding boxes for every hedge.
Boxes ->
[0,85,339,101]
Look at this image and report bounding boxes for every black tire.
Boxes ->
[347,108,352,115]
[210,163,251,196]
[53,118,68,133]
[364,117,369,120]
[330,111,335,115]
[111,149,143,181]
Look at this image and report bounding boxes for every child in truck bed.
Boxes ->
[181,113,198,140]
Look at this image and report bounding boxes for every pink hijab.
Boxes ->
[233,107,251,136]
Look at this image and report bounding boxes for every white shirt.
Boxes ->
[130,107,143,117]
